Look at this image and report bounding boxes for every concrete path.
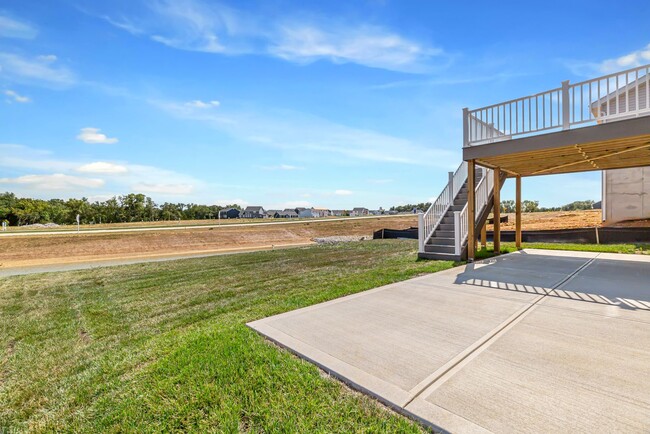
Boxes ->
[248,249,650,433]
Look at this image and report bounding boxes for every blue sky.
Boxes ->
[1,0,649,209]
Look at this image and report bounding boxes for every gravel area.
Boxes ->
[313,235,369,244]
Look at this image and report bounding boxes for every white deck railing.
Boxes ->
[418,161,467,252]
[464,63,650,146]
[454,167,493,256]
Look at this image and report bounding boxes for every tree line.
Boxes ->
[391,200,597,214]
[0,192,241,226]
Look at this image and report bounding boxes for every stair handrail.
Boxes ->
[454,167,493,255]
[418,161,467,252]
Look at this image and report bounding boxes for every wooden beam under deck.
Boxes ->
[464,116,650,178]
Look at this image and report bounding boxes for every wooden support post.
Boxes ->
[516,175,522,250]
[493,168,501,255]
[480,224,487,249]
[467,160,476,261]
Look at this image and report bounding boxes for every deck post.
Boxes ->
[516,175,522,249]
[448,171,454,202]
[561,80,570,130]
[480,223,487,249]
[467,160,476,261]
[493,167,501,255]
[462,108,469,147]
[418,212,425,253]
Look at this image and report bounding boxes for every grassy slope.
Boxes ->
[0,240,451,433]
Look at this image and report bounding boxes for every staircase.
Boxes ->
[418,162,503,261]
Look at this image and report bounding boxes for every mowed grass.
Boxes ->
[475,241,650,259]
[0,240,453,433]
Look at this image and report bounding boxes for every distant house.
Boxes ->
[331,210,347,217]
[351,207,369,217]
[266,210,281,218]
[369,209,384,216]
[279,209,299,218]
[242,206,266,218]
[311,208,331,218]
[219,208,240,219]
[294,207,307,215]
[298,208,317,218]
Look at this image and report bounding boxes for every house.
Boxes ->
[601,167,650,223]
[331,210,347,217]
[266,210,281,218]
[369,208,384,216]
[241,206,266,218]
[219,208,240,219]
[294,207,307,214]
[311,208,331,218]
[590,76,650,224]
[298,208,316,218]
[350,207,369,217]
[279,209,299,218]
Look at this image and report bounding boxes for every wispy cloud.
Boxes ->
[0,14,37,39]
[4,89,30,103]
[564,43,650,77]
[185,99,220,108]
[0,173,105,190]
[599,43,650,73]
[154,99,458,168]
[97,0,445,73]
[0,52,74,86]
[269,24,442,73]
[334,189,353,196]
[77,161,128,174]
[76,127,119,144]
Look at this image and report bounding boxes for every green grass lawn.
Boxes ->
[0,240,453,433]
[475,241,650,259]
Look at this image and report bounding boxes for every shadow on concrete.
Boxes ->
[454,251,650,311]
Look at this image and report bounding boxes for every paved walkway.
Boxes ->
[249,249,650,433]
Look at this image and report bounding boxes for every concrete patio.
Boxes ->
[248,249,650,433]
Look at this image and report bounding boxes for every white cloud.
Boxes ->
[77,161,128,174]
[4,89,30,103]
[270,24,442,73]
[0,14,37,39]
[132,182,194,195]
[0,52,74,85]
[334,189,353,196]
[185,99,220,108]
[0,173,104,190]
[99,0,444,73]
[599,43,650,73]
[0,144,204,200]
[76,127,119,144]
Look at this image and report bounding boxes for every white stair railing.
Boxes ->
[418,162,467,252]
[454,168,494,256]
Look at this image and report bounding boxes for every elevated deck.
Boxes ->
[463,64,650,177]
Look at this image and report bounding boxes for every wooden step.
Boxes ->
[427,237,455,246]
[424,244,455,254]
